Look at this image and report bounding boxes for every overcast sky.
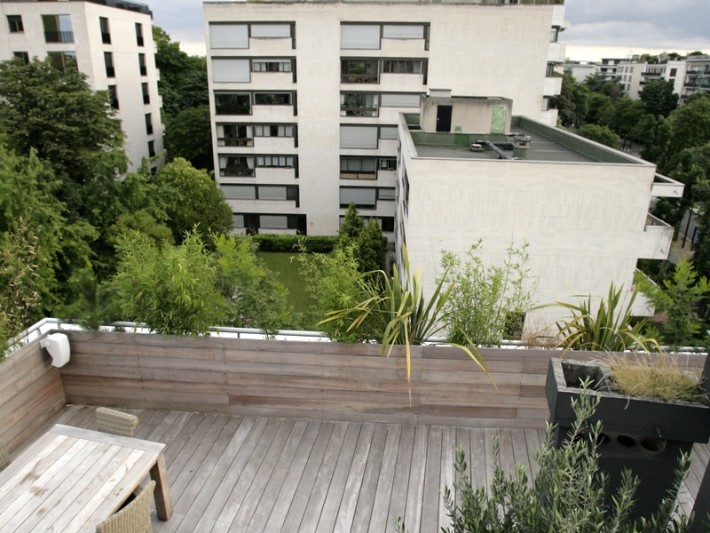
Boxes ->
[143,0,710,63]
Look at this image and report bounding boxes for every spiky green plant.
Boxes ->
[555,283,660,352]
[320,245,490,385]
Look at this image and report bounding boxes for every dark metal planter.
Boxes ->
[546,357,710,521]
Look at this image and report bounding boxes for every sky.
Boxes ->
[143,0,710,63]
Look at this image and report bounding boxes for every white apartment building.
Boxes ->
[0,0,164,172]
[616,60,645,99]
[204,0,566,236]
[396,95,683,328]
[684,55,710,101]
[641,60,687,97]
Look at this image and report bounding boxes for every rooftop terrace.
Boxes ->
[2,330,708,531]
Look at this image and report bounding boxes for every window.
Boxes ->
[219,155,255,177]
[43,15,73,43]
[215,92,251,115]
[340,157,377,180]
[380,93,420,108]
[340,125,379,149]
[382,60,424,74]
[340,187,377,208]
[260,215,289,229]
[100,17,110,44]
[104,52,115,78]
[381,217,395,232]
[670,68,677,77]
[545,62,555,77]
[212,58,250,83]
[47,51,77,72]
[222,185,256,200]
[379,187,395,201]
[232,213,305,232]
[341,93,379,117]
[255,155,294,168]
[108,85,119,109]
[379,158,397,171]
[13,51,29,64]
[379,126,398,140]
[223,185,299,203]
[254,124,294,137]
[135,23,144,47]
[210,23,248,49]
[145,113,153,135]
[148,141,155,157]
[7,15,23,33]
[217,124,253,147]
[254,92,292,105]
[549,27,559,43]
[341,24,380,50]
[142,82,150,104]
[252,59,292,72]
[341,60,379,83]
[138,53,147,76]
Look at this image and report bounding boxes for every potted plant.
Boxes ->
[546,355,710,522]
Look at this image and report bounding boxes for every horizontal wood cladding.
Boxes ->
[0,340,66,453]
[58,332,708,429]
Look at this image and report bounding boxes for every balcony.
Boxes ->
[639,213,674,260]
[44,31,74,43]
[652,173,684,198]
[1,325,707,530]
[543,76,562,96]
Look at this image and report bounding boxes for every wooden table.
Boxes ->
[0,424,173,532]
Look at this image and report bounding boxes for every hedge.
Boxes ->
[252,234,338,253]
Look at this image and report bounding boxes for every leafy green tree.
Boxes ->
[0,58,126,218]
[600,97,645,140]
[439,242,536,345]
[554,74,578,127]
[637,259,710,347]
[356,218,386,273]
[164,105,213,171]
[577,124,620,148]
[639,80,678,118]
[665,94,710,170]
[339,203,364,243]
[155,158,232,244]
[110,230,228,335]
[636,115,671,163]
[213,234,292,332]
[586,92,612,125]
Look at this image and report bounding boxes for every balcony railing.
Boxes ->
[44,31,74,43]
[639,213,674,260]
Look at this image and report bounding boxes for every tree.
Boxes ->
[213,234,292,332]
[439,242,536,345]
[577,124,620,148]
[637,259,710,347]
[339,203,364,243]
[356,219,387,273]
[585,92,612,126]
[639,80,678,118]
[110,230,228,335]
[554,74,577,127]
[164,105,213,170]
[600,97,645,141]
[0,58,126,217]
[636,115,671,163]
[665,95,710,170]
[155,158,233,244]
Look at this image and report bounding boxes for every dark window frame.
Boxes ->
[7,15,23,33]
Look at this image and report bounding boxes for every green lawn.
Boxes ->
[258,252,317,321]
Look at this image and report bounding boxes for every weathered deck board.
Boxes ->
[23,405,710,532]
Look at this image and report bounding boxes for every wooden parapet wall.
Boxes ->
[0,340,66,453]
[59,332,707,429]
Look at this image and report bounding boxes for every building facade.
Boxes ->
[0,0,164,172]
[204,0,566,236]
[684,55,710,102]
[396,96,683,328]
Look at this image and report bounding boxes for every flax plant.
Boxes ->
[320,245,490,386]
[555,283,660,353]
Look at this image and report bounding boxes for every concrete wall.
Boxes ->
[0,1,164,172]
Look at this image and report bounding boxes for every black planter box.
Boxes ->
[546,357,710,520]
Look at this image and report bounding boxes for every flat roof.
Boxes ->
[407,116,652,166]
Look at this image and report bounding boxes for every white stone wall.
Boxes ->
[205,1,562,235]
[0,1,163,172]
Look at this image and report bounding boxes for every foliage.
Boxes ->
[606,354,704,403]
[639,80,679,118]
[154,158,233,245]
[636,259,710,347]
[339,203,365,243]
[438,390,691,533]
[637,115,672,163]
[321,246,488,384]
[600,97,646,141]
[555,284,659,352]
[356,218,387,273]
[298,245,373,341]
[252,234,338,253]
[110,230,228,335]
[213,234,293,332]
[164,105,213,171]
[0,58,126,217]
[440,242,536,345]
[578,124,620,148]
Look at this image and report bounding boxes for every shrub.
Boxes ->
[431,390,691,533]
[252,234,338,253]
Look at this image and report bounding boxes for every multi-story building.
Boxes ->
[683,55,710,101]
[396,95,683,327]
[204,0,566,236]
[597,57,623,81]
[616,60,645,99]
[640,60,686,97]
[0,0,164,172]
[564,62,596,83]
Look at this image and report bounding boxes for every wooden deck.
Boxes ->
[39,405,708,533]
